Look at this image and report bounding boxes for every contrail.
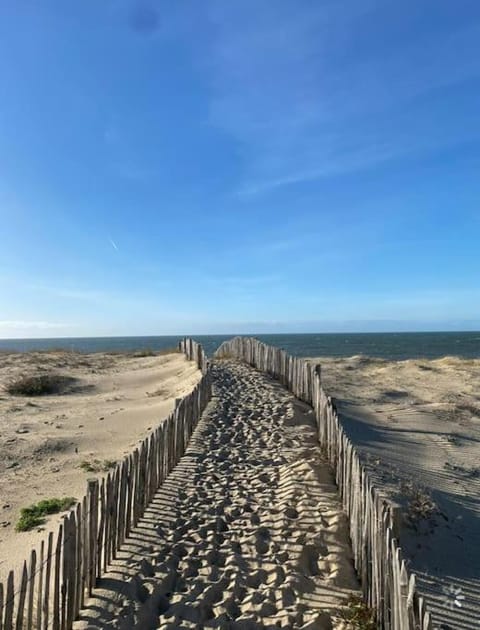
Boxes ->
[108,237,119,251]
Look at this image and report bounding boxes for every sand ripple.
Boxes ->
[76,361,359,629]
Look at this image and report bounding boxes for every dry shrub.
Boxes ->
[400,480,437,526]
[5,374,77,396]
[338,595,376,629]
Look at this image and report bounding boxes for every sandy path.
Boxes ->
[310,355,480,630]
[0,351,200,584]
[75,360,360,629]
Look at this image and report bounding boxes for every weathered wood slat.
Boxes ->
[26,550,36,630]
[87,479,98,594]
[125,455,133,539]
[4,571,14,630]
[42,533,53,630]
[60,516,69,630]
[66,511,77,629]
[0,580,4,630]
[74,503,83,619]
[52,525,63,630]
[15,562,28,630]
[97,479,106,578]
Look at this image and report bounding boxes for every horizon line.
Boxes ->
[1,329,479,342]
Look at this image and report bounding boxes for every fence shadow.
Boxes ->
[0,339,211,630]
[215,336,434,630]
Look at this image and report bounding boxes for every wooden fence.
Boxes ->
[178,337,209,374]
[214,336,432,630]
[0,340,211,630]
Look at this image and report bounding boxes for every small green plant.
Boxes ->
[16,497,76,531]
[132,348,156,357]
[79,459,116,473]
[5,374,76,396]
[338,595,376,629]
[132,347,180,358]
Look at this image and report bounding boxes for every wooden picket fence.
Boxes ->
[215,336,432,630]
[179,337,209,374]
[0,340,211,630]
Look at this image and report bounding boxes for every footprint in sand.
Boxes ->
[99,361,359,629]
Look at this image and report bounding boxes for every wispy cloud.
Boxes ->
[202,2,480,193]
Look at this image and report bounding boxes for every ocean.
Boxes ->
[0,332,479,360]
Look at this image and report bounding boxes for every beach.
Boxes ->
[310,355,480,628]
[0,350,201,585]
[74,360,361,629]
[2,345,479,628]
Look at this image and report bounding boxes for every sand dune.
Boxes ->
[74,360,361,629]
[0,350,200,585]
[309,355,480,629]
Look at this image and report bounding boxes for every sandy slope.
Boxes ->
[75,360,361,629]
[0,350,200,585]
[309,355,480,629]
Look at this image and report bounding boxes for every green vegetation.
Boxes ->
[5,374,76,396]
[132,348,156,357]
[79,459,116,473]
[16,497,76,532]
[132,347,180,357]
[338,595,376,629]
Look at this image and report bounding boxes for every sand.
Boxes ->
[0,350,201,585]
[74,360,361,629]
[308,355,480,630]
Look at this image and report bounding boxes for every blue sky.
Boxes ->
[1,0,479,337]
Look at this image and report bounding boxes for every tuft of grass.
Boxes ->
[400,480,437,526]
[106,347,180,357]
[446,432,461,445]
[132,348,156,357]
[338,595,376,629]
[134,347,180,357]
[146,388,168,398]
[16,497,76,532]
[37,348,80,354]
[79,459,116,473]
[5,374,76,397]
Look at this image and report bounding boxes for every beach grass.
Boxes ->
[5,374,77,396]
[132,347,180,357]
[338,595,376,629]
[79,458,116,473]
[16,497,76,531]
